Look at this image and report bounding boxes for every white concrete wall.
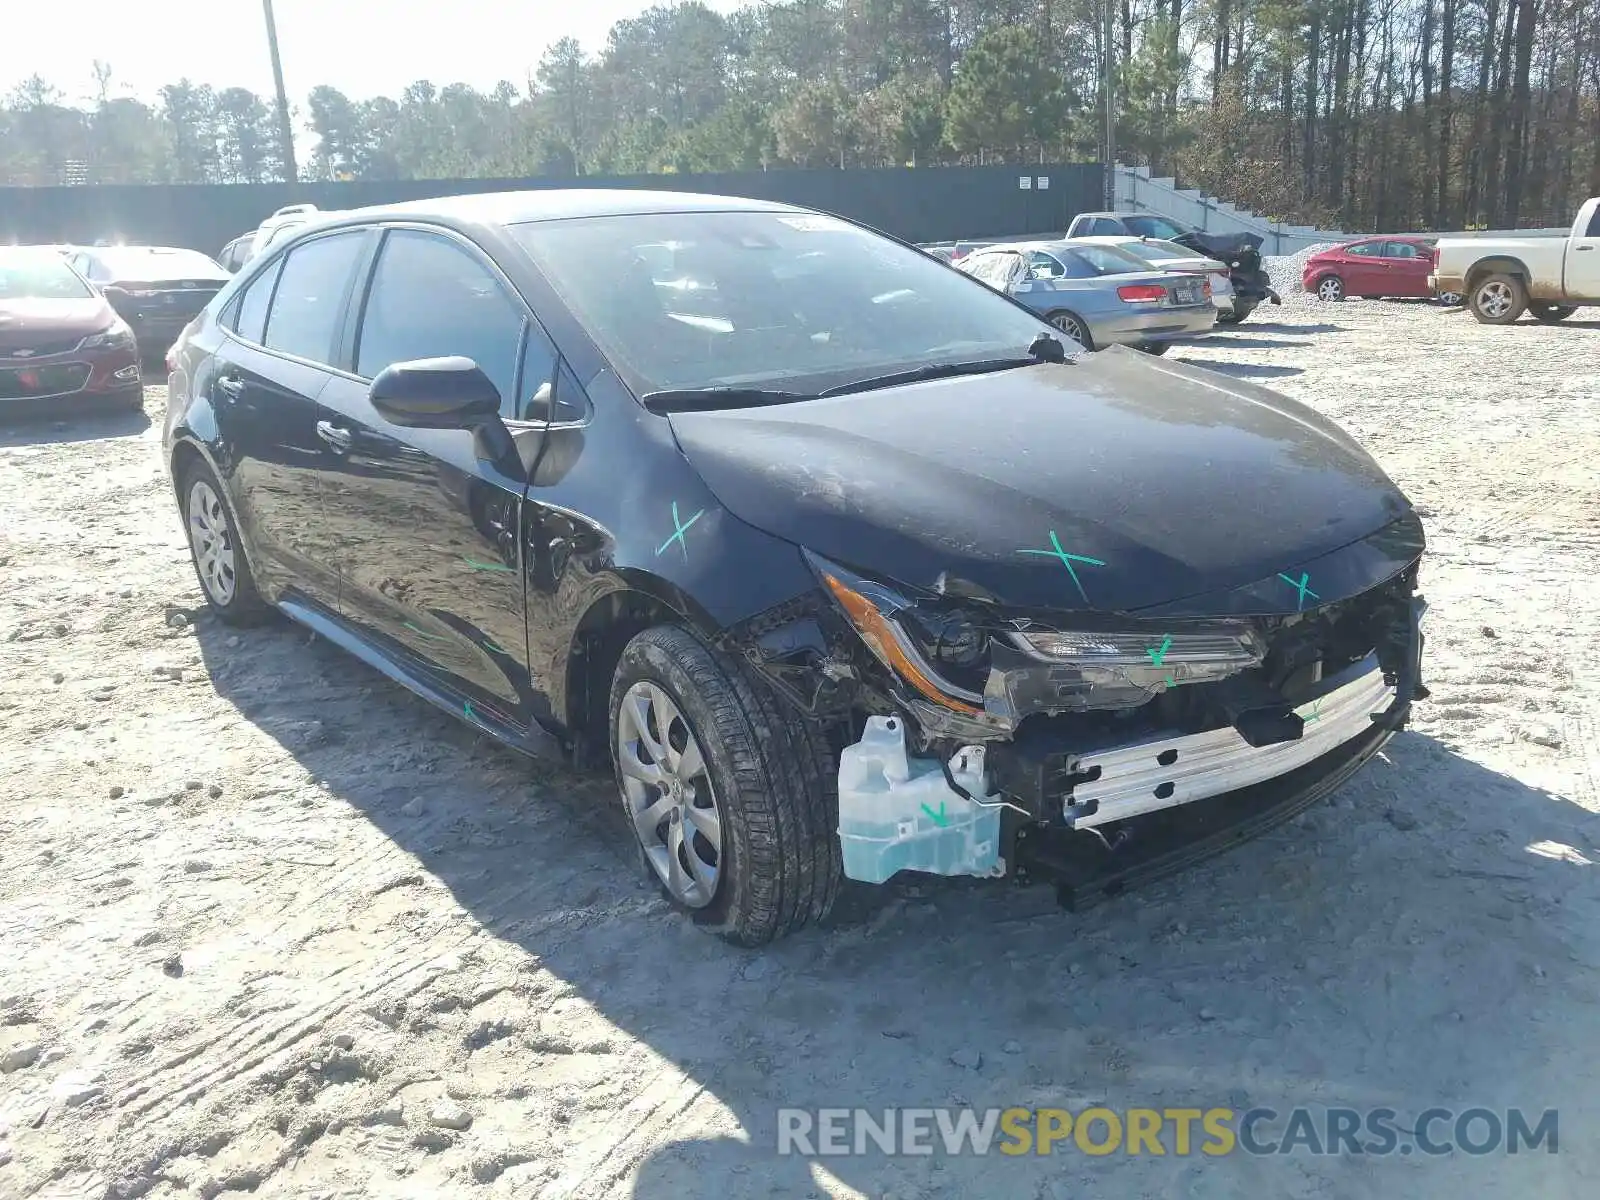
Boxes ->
[1111,164,1566,252]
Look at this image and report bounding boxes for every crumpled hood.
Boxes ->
[1173,230,1265,260]
[668,349,1416,615]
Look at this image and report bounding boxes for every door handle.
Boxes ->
[315,420,352,452]
[1576,245,1595,252]
[215,376,243,401]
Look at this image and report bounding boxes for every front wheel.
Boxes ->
[1469,273,1527,324]
[609,625,841,946]
[1045,310,1094,351]
[1314,275,1345,302]
[1531,303,1578,323]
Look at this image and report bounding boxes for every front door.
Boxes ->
[317,226,548,726]
[1379,240,1432,296]
[1338,242,1383,295]
[209,231,369,608]
[1565,203,1600,298]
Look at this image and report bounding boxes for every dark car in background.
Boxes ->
[163,189,1426,946]
[66,245,229,359]
[0,246,141,413]
[217,234,256,274]
[1067,211,1282,324]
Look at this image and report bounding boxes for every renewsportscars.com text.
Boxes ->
[777,1106,1558,1158]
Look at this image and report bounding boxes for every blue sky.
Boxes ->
[13,0,748,105]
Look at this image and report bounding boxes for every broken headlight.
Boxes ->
[805,552,989,716]
[991,623,1267,715]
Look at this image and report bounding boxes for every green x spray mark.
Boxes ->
[1145,634,1173,667]
[1278,571,1320,611]
[404,622,450,644]
[461,556,514,573]
[1303,698,1324,725]
[1017,531,1106,604]
[921,801,951,828]
[464,700,478,722]
[656,501,706,560]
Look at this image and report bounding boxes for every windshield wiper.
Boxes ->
[641,386,816,414]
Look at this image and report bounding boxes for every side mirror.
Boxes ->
[369,356,501,429]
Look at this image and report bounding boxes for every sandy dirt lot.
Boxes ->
[2,297,1598,1199]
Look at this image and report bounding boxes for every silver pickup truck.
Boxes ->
[1431,197,1600,324]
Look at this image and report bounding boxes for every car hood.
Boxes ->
[0,297,114,351]
[668,350,1415,615]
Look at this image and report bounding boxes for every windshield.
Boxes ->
[1123,215,1195,240]
[0,251,95,300]
[1057,243,1154,275]
[1119,238,1200,264]
[95,247,226,281]
[510,211,1057,397]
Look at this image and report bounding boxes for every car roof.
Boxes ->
[319,188,810,230]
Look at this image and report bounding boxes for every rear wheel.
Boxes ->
[1217,301,1254,325]
[1531,303,1578,323]
[180,461,273,625]
[1314,275,1345,302]
[1469,273,1527,324]
[609,624,841,946]
[1436,290,1463,307]
[1045,310,1094,350]
[1136,341,1171,356]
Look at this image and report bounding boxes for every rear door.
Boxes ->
[315,225,542,724]
[1379,240,1431,296]
[208,230,368,608]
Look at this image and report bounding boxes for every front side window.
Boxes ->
[262,231,366,366]
[354,229,524,408]
[511,210,1057,399]
[0,251,95,300]
[1587,206,1600,238]
[1344,242,1377,257]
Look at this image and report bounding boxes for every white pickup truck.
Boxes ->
[1431,196,1600,324]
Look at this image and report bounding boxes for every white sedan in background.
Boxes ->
[1068,235,1236,317]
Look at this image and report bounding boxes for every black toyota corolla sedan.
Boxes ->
[163,190,1427,945]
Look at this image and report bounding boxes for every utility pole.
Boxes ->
[262,0,299,184]
[1102,0,1116,207]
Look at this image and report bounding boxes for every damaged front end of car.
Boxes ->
[717,527,1427,907]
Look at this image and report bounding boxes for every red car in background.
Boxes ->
[1302,237,1461,305]
[0,247,142,415]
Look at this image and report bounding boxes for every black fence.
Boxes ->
[0,164,1104,257]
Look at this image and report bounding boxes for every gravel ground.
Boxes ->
[2,297,1598,1198]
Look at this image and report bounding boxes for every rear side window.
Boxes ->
[232,258,282,344]
[1383,242,1420,258]
[262,232,364,366]
[354,229,524,408]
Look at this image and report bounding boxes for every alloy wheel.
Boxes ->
[616,680,723,908]
[187,479,237,605]
[1316,276,1344,302]
[1478,280,1514,319]
[1048,312,1090,348]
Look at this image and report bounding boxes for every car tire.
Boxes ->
[1044,310,1094,350]
[1530,303,1578,323]
[1136,341,1171,355]
[1469,273,1527,324]
[179,461,273,626]
[1436,291,1463,307]
[1314,275,1345,302]
[1217,302,1254,325]
[609,624,841,946]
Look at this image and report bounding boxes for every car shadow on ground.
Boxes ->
[1198,335,1308,351]
[191,613,1600,1196]
[1174,358,1305,380]
[1243,321,1348,335]
[0,405,152,447]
